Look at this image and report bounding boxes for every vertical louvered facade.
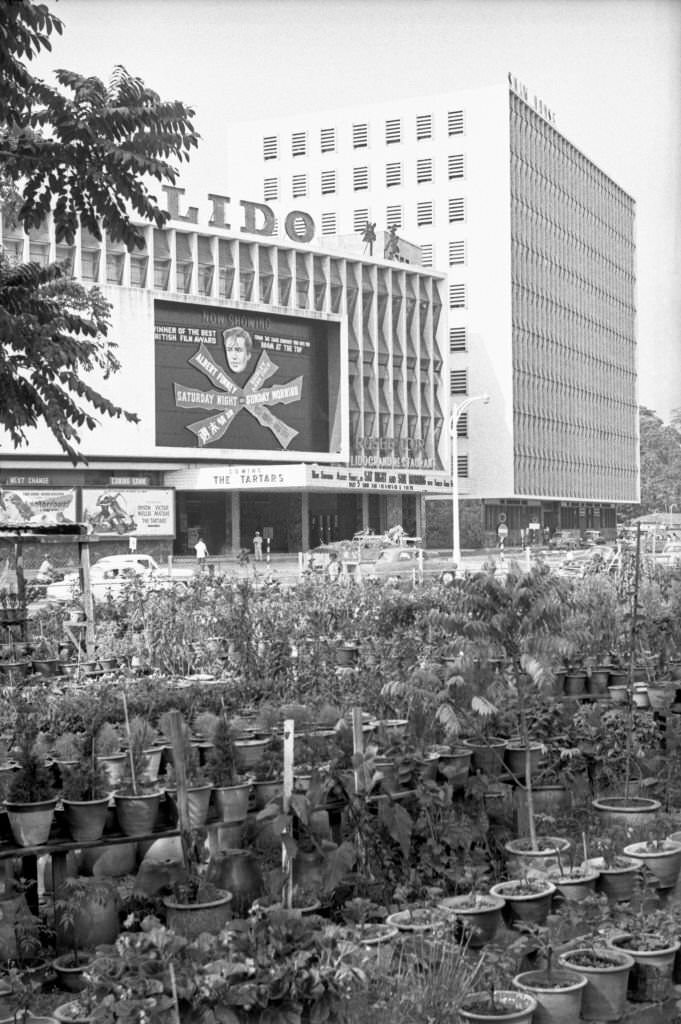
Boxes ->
[510,94,637,502]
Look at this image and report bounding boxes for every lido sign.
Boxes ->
[162,186,316,243]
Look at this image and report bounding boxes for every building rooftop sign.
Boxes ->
[508,72,557,126]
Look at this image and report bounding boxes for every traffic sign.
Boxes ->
[497,523,509,539]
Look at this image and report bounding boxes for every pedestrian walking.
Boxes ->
[194,535,208,570]
[253,531,263,561]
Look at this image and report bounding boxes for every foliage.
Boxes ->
[61,757,110,801]
[207,715,240,787]
[0,0,198,461]
[7,701,55,802]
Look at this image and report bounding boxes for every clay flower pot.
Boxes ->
[458,990,537,1023]
[438,892,505,947]
[558,946,634,1021]
[513,968,587,1024]
[489,879,556,927]
[623,839,681,890]
[607,932,680,1004]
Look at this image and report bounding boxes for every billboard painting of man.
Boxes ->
[223,327,253,374]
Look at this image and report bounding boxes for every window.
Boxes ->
[416,113,432,140]
[449,327,467,351]
[416,158,433,183]
[175,233,193,293]
[457,454,469,477]
[448,154,465,179]
[321,170,336,195]
[420,244,433,267]
[385,118,401,144]
[129,253,148,288]
[353,166,369,191]
[320,127,336,153]
[450,369,468,393]
[321,212,337,234]
[292,174,308,198]
[449,283,466,308]
[353,122,368,148]
[416,201,433,226]
[105,250,124,285]
[386,205,403,228]
[448,110,464,135]
[263,177,279,201]
[386,162,402,187]
[449,240,465,265]
[291,131,307,156]
[263,135,278,160]
[449,198,465,222]
[456,413,468,437]
[353,209,369,232]
[153,229,171,290]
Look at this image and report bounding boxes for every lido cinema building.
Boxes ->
[0,201,452,559]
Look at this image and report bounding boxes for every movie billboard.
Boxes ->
[0,488,77,527]
[81,489,174,538]
[154,301,331,453]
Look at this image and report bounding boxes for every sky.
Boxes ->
[33,0,681,422]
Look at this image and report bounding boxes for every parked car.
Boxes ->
[583,529,606,546]
[653,541,681,568]
[45,554,195,603]
[548,529,582,550]
[358,546,456,585]
[558,545,616,578]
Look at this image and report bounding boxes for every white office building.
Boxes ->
[225,78,639,543]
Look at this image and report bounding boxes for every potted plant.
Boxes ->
[512,923,588,1024]
[605,901,681,1004]
[458,989,537,1023]
[113,739,163,837]
[489,877,556,928]
[5,709,57,847]
[53,878,118,992]
[557,946,634,1022]
[30,636,60,677]
[125,716,163,784]
[622,827,681,890]
[61,755,111,843]
[163,720,213,829]
[206,716,250,823]
[94,723,125,789]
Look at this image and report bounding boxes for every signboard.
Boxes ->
[351,436,436,471]
[155,301,331,454]
[0,488,77,527]
[81,488,175,537]
[497,523,509,539]
[165,463,445,494]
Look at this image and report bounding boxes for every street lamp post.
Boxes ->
[451,393,491,566]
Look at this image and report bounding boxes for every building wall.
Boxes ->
[225,80,639,506]
[509,94,638,502]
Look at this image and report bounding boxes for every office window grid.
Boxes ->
[263,177,279,201]
[450,369,468,393]
[449,283,466,308]
[292,174,308,198]
[291,131,307,156]
[386,205,403,227]
[321,170,336,195]
[263,135,278,160]
[385,118,401,144]
[353,122,368,148]
[448,154,465,178]
[449,327,467,351]
[386,162,402,187]
[320,127,336,153]
[449,240,465,265]
[449,198,465,222]
[321,212,337,234]
[448,110,464,135]
[457,413,468,437]
[417,201,433,226]
[353,208,369,231]
[353,166,369,191]
[420,244,433,267]
[416,113,432,140]
[457,454,469,477]
[416,157,433,183]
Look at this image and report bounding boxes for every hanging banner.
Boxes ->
[81,488,175,537]
[0,488,77,526]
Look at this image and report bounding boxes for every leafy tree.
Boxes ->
[0,0,199,462]
[635,406,681,515]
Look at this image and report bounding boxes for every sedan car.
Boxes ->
[358,546,457,585]
[45,554,195,603]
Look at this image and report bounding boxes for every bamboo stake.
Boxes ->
[168,962,181,1024]
[352,707,364,795]
[282,718,295,909]
[121,689,138,796]
[168,710,192,876]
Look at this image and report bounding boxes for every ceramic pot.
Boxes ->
[623,839,681,889]
[504,742,542,780]
[438,893,505,947]
[385,907,450,932]
[592,795,662,831]
[547,865,600,900]
[512,968,587,1024]
[163,888,232,941]
[114,791,161,836]
[53,952,94,993]
[504,836,571,878]
[165,784,213,828]
[583,856,640,902]
[607,932,680,1003]
[214,782,250,823]
[646,682,677,711]
[489,880,556,927]
[5,798,58,847]
[458,990,537,1023]
[462,737,507,778]
[96,753,127,788]
[233,737,270,770]
[62,797,110,843]
[558,947,633,1022]
[437,747,472,787]
[564,671,587,696]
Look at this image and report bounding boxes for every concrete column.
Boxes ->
[301,492,310,551]
[361,494,370,531]
[231,492,241,553]
[415,494,426,542]
[386,494,402,528]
